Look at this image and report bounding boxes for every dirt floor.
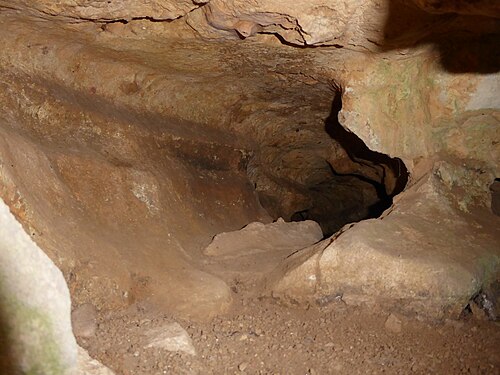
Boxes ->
[79,295,500,375]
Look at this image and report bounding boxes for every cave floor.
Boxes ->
[80,297,500,375]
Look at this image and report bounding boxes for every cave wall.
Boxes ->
[0,0,498,319]
[337,46,499,205]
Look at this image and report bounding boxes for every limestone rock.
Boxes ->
[143,322,196,356]
[204,218,323,258]
[0,0,207,21]
[385,314,403,334]
[72,303,98,338]
[76,346,115,375]
[0,0,498,331]
[0,198,77,374]
[188,0,438,49]
[267,166,500,319]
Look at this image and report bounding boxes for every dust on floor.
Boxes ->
[80,297,500,375]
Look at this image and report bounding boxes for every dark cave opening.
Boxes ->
[286,84,409,237]
[325,84,409,198]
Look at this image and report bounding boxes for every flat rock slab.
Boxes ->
[143,322,196,356]
[267,168,500,319]
[204,218,323,258]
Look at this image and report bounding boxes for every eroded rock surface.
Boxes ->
[267,164,500,318]
[0,0,499,325]
[204,218,323,258]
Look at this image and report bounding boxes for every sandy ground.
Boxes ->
[79,295,500,375]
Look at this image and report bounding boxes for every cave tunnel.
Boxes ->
[285,83,410,237]
[247,81,409,238]
[0,1,499,374]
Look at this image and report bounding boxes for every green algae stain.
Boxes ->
[477,255,500,287]
[0,284,65,375]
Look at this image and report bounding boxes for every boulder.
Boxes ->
[266,165,500,319]
[204,218,323,258]
[0,199,77,374]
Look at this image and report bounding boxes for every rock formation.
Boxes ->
[0,0,498,369]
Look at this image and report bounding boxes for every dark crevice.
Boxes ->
[261,31,345,49]
[326,165,394,219]
[490,178,500,216]
[460,287,498,321]
[288,82,409,237]
[325,82,409,197]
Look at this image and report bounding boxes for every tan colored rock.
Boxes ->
[0,0,207,21]
[337,49,499,183]
[0,0,498,328]
[385,313,403,334]
[76,346,115,375]
[267,166,500,318]
[72,303,98,338]
[204,218,323,258]
[143,322,196,356]
[189,0,388,47]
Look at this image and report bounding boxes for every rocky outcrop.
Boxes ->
[0,0,208,21]
[0,198,114,374]
[0,198,76,374]
[266,164,500,318]
[204,219,323,258]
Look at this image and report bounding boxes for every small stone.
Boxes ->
[238,362,249,371]
[384,313,402,333]
[332,363,343,372]
[444,318,464,330]
[76,346,115,375]
[470,303,489,321]
[143,322,196,356]
[238,333,248,341]
[72,303,97,338]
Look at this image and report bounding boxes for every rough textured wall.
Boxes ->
[338,46,499,190]
[0,0,208,20]
[0,0,498,320]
